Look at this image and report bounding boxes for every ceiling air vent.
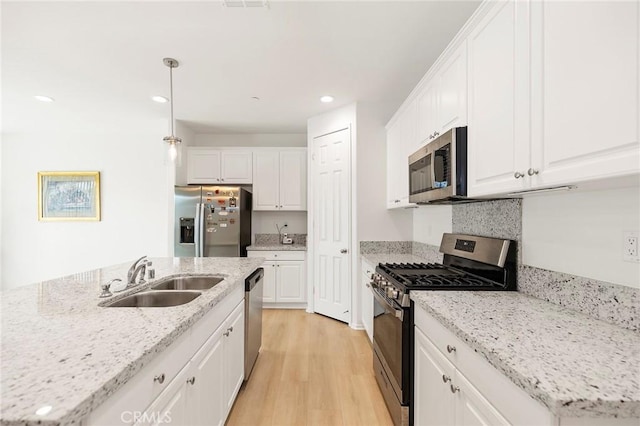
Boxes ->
[222,0,270,8]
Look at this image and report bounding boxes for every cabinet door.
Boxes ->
[188,327,225,426]
[455,370,510,426]
[252,151,280,211]
[399,100,418,206]
[386,118,403,208]
[361,277,373,343]
[414,327,456,426]
[530,1,640,187]
[188,149,221,184]
[135,367,190,426]
[223,303,245,417]
[438,41,468,133]
[467,0,530,196]
[276,261,306,303]
[262,260,277,303]
[279,150,307,210]
[221,151,252,184]
[417,79,439,145]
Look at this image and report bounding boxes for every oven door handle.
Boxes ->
[371,285,404,322]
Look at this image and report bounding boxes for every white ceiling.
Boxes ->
[1,1,480,135]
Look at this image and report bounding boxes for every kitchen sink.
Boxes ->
[150,276,224,291]
[107,290,202,308]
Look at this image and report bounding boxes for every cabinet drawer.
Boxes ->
[85,330,192,425]
[414,305,551,425]
[248,251,305,261]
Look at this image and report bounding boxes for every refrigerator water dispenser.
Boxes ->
[179,217,195,244]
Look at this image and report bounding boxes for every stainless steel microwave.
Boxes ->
[408,127,468,204]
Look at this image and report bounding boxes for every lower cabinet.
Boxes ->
[247,251,306,308]
[360,259,375,342]
[139,302,243,426]
[414,326,508,426]
[85,287,245,426]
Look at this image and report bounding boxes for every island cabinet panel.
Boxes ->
[85,287,245,426]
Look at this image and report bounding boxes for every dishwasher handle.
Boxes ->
[246,268,264,292]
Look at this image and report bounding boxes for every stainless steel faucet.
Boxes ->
[127,256,148,286]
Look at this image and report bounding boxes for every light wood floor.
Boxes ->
[226,309,394,426]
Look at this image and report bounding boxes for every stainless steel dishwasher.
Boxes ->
[244,268,263,381]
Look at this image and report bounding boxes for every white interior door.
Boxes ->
[312,128,351,323]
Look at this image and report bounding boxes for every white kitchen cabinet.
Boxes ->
[414,304,552,426]
[85,287,245,426]
[386,99,417,209]
[247,251,306,307]
[467,0,640,197]
[187,148,252,184]
[416,41,468,147]
[529,0,640,188]
[466,0,530,196]
[253,149,307,211]
[360,259,375,343]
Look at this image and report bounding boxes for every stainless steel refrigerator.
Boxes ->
[174,186,252,257]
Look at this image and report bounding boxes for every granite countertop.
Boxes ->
[0,257,264,426]
[411,291,640,419]
[246,243,307,251]
[361,253,426,266]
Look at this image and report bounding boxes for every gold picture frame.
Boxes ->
[38,171,101,221]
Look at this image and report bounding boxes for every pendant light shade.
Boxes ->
[163,57,182,165]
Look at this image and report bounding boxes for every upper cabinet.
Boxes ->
[388,0,640,201]
[253,149,307,211]
[417,41,468,146]
[387,99,417,209]
[466,0,530,196]
[187,148,253,184]
[467,0,640,196]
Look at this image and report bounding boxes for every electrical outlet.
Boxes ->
[623,231,639,262]
[283,223,288,228]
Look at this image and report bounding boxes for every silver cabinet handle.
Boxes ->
[366,283,370,288]
[224,331,230,337]
[442,374,451,383]
[221,178,225,181]
[279,205,283,208]
[187,377,195,385]
[527,168,539,176]
[340,249,348,254]
[514,171,524,179]
[153,374,165,384]
[446,345,456,353]
[227,326,234,333]
[394,199,400,203]
[450,384,460,394]
[434,131,440,137]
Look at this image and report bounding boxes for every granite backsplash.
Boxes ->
[255,233,307,245]
[360,198,638,331]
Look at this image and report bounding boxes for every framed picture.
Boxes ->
[38,171,101,221]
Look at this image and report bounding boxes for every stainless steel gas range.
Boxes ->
[368,233,517,426]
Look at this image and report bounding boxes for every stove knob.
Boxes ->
[387,288,399,299]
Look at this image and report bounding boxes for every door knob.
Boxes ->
[340,249,348,254]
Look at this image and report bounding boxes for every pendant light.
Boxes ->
[162,57,182,165]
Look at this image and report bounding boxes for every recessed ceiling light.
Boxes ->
[320,95,334,103]
[152,96,169,103]
[34,95,54,102]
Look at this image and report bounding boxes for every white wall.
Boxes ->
[174,120,195,186]
[251,211,307,238]
[195,133,306,147]
[412,205,453,246]
[522,186,640,288]
[356,103,413,241]
[1,127,172,290]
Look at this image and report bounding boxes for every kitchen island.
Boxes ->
[0,257,263,426]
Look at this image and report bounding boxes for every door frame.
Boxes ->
[306,121,358,328]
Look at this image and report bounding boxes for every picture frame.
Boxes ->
[38,171,101,221]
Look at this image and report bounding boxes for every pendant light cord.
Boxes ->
[169,62,175,137]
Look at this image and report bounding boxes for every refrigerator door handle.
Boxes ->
[199,203,206,257]
[194,203,201,257]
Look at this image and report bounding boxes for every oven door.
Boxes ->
[371,287,408,404]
